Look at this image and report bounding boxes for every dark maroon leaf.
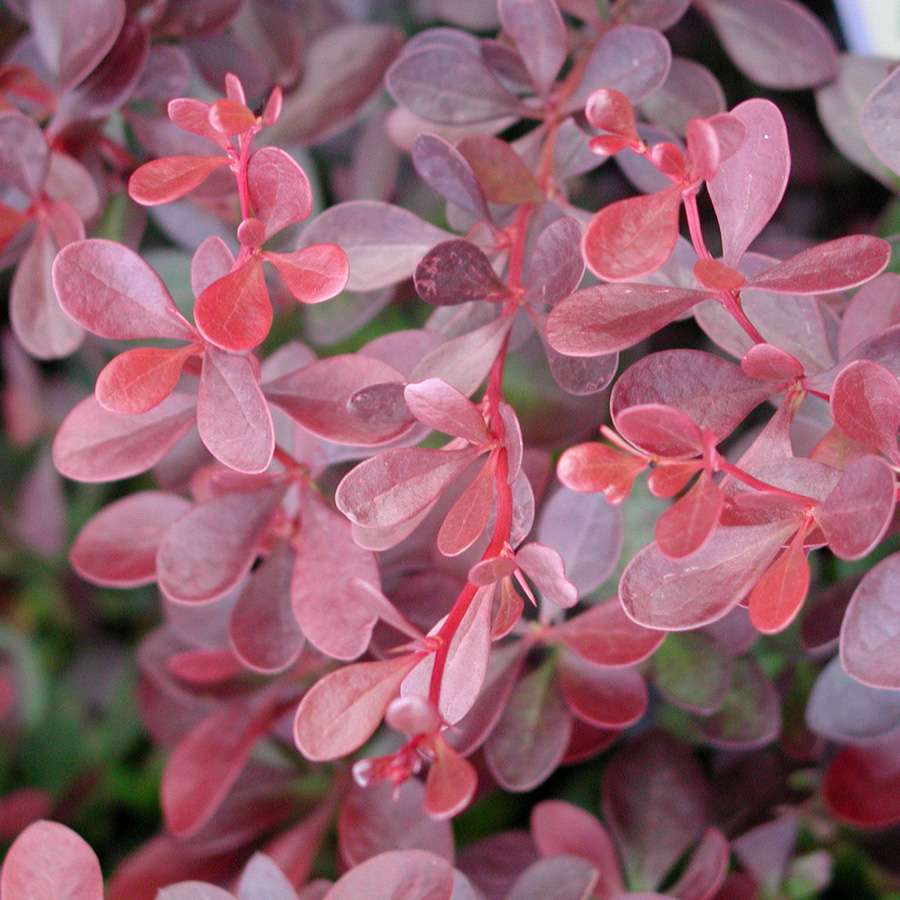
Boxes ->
[411,133,489,221]
[415,240,507,306]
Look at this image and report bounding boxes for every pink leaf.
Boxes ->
[745,236,890,295]
[157,481,287,603]
[53,239,195,340]
[323,850,454,900]
[841,552,900,689]
[667,828,730,900]
[191,235,235,298]
[95,345,195,414]
[526,217,585,308]
[167,98,232,150]
[616,403,705,458]
[197,347,274,474]
[336,445,482,529]
[53,393,197,482]
[424,735,478,820]
[505,856,599,900]
[581,184,682,281]
[208,97,256,134]
[167,647,244,686]
[195,258,271,352]
[516,542,578,608]
[404,378,491,444]
[558,651,648,728]
[292,491,381,661]
[547,283,710,356]
[550,598,665,667]
[621,520,796,630]
[58,0,125,89]
[557,442,646,503]
[229,540,303,674]
[584,88,638,146]
[128,154,229,205]
[740,343,804,381]
[294,655,422,761]
[707,99,789,266]
[71,491,190,587]
[830,359,900,464]
[747,529,810,634]
[815,455,895,560]
[654,471,723,559]
[437,457,495,556]
[265,244,349,304]
[1,820,103,900]
[0,112,48,198]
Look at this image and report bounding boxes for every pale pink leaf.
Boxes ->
[71,491,190,587]
[0,112,48,198]
[437,457,495,556]
[191,235,235,298]
[58,0,125,88]
[237,853,299,900]
[404,378,491,444]
[0,820,103,900]
[667,828,730,900]
[323,850,454,900]
[516,543,578,608]
[505,856,599,900]
[265,244,349,305]
[294,655,422,761]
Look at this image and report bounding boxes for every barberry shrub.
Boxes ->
[1,0,900,897]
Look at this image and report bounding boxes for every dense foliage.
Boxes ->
[2,0,900,897]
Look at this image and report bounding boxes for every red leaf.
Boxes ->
[209,97,257,134]
[1,820,103,900]
[824,738,900,828]
[654,471,723,559]
[424,735,478,820]
[128,155,229,205]
[616,403,705,458]
[168,97,232,150]
[265,244,349,304]
[246,147,312,237]
[437,457,495,556]
[71,491,190,587]
[194,258,271,352]
[294,655,421,761]
[547,283,709,356]
[95,345,195,414]
[557,442,646,502]
[693,257,745,291]
[559,651,648,728]
[830,359,900,464]
[740,343,803,380]
[584,88,638,144]
[747,529,810,634]
[581,184,682,281]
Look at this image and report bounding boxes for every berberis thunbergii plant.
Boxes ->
[2,0,900,897]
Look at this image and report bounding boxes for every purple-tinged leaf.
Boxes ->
[411,133,489,221]
[815,456,895,560]
[617,403,704,458]
[551,598,665,667]
[569,25,672,110]
[386,45,524,125]
[611,350,776,442]
[157,884,234,900]
[731,814,799,893]
[96,345,195,415]
[537,489,623,596]
[247,146,313,239]
[525,217,584,308]
[547,283,709,356]
[415,240,507,306]
[830,359,900,464]
[162,692,290,837]
[294,655,422,761]
[485,662,572,791]
[545,343,619,396]
[57,0,125,89]
[195,258,271,353]
[621,520,796,630]
[71,491,190,587]
[655,471,723,559]
[668,828,730,900]
[457,135,543,205]
[237,853,299,900]
[323,850,454,900]
[696,0,837,89]
[641,57,726,135]
[694,658,780,749]
[53,239,196,340]
[265,354,412,446]
[157,482,287,604]
[653,632,732,714]
[747,529,809,634]
[128,155,229,206]
[266,244,349,305]
[336,445,482,529]
[424,735,478,819]
[230,540,303,674]
[745,236,890,295]
[531,801,623,895]
[301,201,453,292]
[558,651,647,728]
[806,656,900,742]
[581,185,682,282]
[516,542,578,608]
[611,0,691,29]
[0,111,48,198]
[498,0,566,95]
[841,552,900,689]
[505,856,599,900]
[707,99,789,266]
[11,224,84,360]
[0,820,103,900]
[438,458,495,556]
[824,735,900,828]
[339,780,454,867]
[839,273,900,358]
[197,347,274,474]
[167,647,244,686]
[602,732,708,892]
[292,492,381,661]
[862,64,900,178]
[191,235,234,298]
[405,378,491,444]
[53,393,197,482]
